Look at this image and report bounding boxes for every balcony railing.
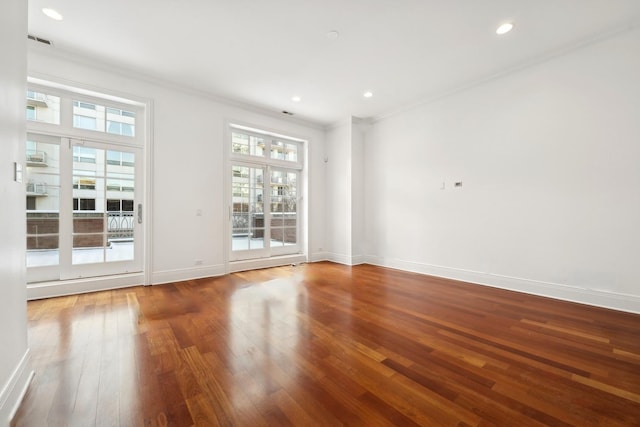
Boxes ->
[26,182,47,196]
[108,211,134,240]
[26,91,49,108]
[26,150,48,166]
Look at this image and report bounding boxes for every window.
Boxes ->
[107,199,120,212]
[24,83,144,282]
[232,132,265,157]
[73,178,96,190]
[73,146,97,163]
[26,105,36,121]
[106,151,135,166]
[229,124,304,261]
[25,90,61,124]
[271,140,298,162]
[73,101,136,137]
[73,198,96,211]
[107,199,134,212]
[106,179,134,192]
[73,101,103,131]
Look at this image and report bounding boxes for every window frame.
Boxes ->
[26,83,145,148]
[227,123,305,263]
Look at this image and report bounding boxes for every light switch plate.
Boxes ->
[14,162,23,183]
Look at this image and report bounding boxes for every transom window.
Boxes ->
[230,126,302,167]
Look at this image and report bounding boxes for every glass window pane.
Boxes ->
[74,101,137,137]
[26,90,61,125]
[26,141,60,267]
[232,132,250,155]
[271,141,285,160]
[72,101,104,131]
[231,132,266,157]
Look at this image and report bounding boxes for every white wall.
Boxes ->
[0,1,32,424]
[351,121,366,263]
[324,120,353,263]
[364,27,640,313]
[27,46,326,286]
[323,118,367,265]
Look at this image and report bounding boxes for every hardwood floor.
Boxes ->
[13,262,640,426]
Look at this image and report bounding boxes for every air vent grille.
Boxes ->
[27,34,53,46]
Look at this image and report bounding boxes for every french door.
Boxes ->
[26,133,144,282]
[230,162,300,261]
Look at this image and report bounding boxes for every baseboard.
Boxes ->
[324,252,366,266]
[229,254,307,273]
[308,251,330,262]
[362,256,640,314]
[152,264,226,285]
[27,273,144,300]
[0,349,34,427]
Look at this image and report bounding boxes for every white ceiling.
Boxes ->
[27,0,640,126]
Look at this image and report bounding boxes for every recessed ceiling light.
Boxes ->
[326,30,339,40]
[496,22,514,35]
[291,96,301,102]
[363,91,373,98]
[42,8,63,21]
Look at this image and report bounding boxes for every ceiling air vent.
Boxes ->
[27,34,53,46]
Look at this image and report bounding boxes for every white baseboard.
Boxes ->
[308,252,330,262]
[323,252,367,266]
[0,349,34,427]
[27,273,144,300]
[152,264,226,285]
[351,255,367,266]
[363,256,640,314]
[229,254,307,273]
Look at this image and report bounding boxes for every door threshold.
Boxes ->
[27,272,144,300]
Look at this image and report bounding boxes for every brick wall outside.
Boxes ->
[252,214,297,243]
[27,212,105,249]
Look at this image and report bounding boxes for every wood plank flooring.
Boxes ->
[12,262,640,426]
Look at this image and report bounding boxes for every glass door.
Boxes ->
[26,134,143,282]
[230,163,268,261]
[230,163,300,261]
[268,168,299,255]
